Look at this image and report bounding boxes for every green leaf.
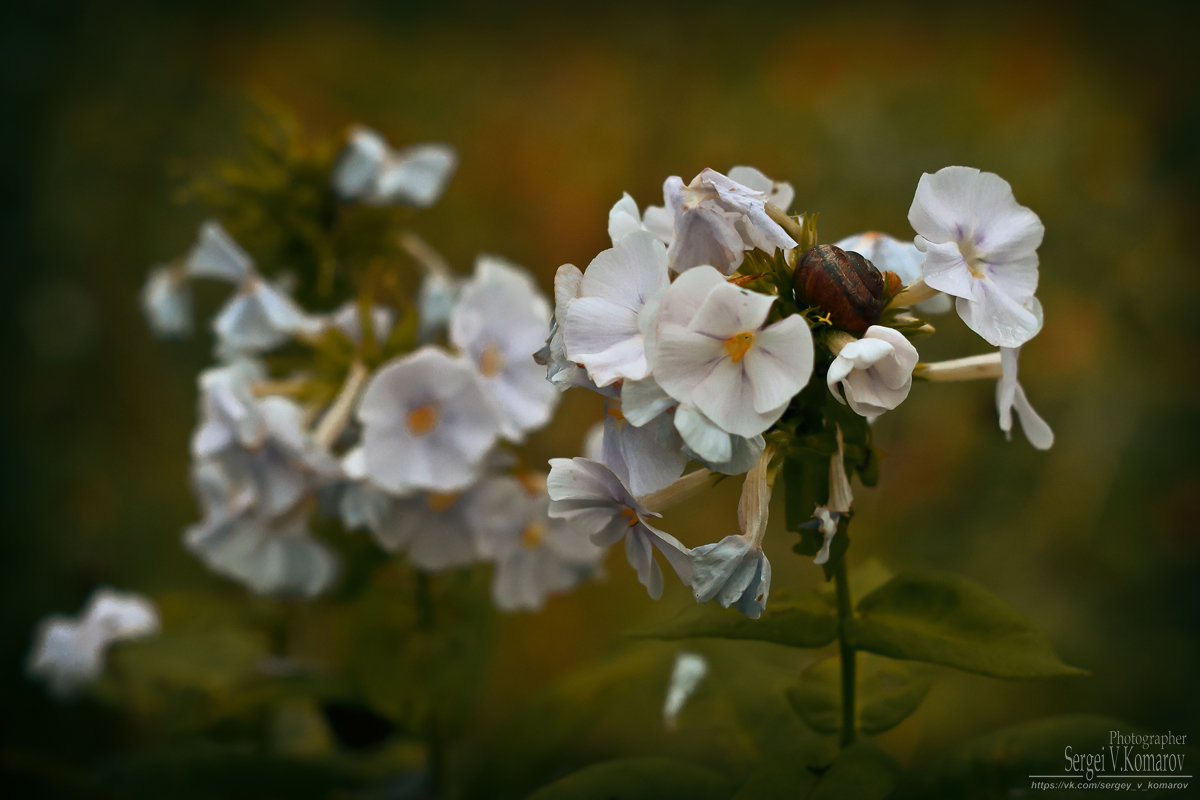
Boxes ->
[526,757,735,800]
[637,593,837,649]
[92,742,354,800]
[845,571,1086,678]
[786,653,934,735]
[891,715,1134,800]
[807,743,900,800]
[732,760,820,799]
[733,743,900,800]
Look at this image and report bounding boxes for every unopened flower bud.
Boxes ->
[794,244,895,335]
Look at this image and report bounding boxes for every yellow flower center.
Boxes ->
[407,404,439,436]
[426,492,458,513]
[619,506,639,527]
[479,344,506,377]
[520,522,547,549]
[959,238,986,279]
[722,331,756,363]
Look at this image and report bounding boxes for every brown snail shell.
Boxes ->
[793,244,891,335]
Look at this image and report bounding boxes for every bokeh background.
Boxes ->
[4,0,1199,796]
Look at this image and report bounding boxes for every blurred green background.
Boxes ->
[4,0,1198,796]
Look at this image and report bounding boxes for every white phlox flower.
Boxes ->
[332,125,457,208]
[690,445,775,618]
[534,263,600,393]
[472,474,605,611]
[826,325,920,419]
[834,231,951,315]
[908,166,1045,348]
[663,652,708,730]
[562,231,671,388]
[547,457,693,599]
[607,192,674,247]
[450,256,558,441]
[357,346,502,494]
[141,264,193,337]
[27,588,160,700]
[672,402,765,476]
[653,265,815,438]
[597,399,688,497]
[997,346,1054,450]
[663,167,797,275]
[619,377,762,477]
[727,165,795,212]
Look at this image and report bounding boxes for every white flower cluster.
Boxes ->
[544,164,1054,618]
[27,588,160,699]
[341,254,604,610]
[140,126,601,611]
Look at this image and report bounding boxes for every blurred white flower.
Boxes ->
[141,264,193,337]
[184,500,338,598]
[607,192,674,247]
[399,231,462,342]
[450,256,558,441]
[653,266,814,438]
[27,588,160,699]
[184,220,253,284]
[324,302,395,347]
[663,167,797,275]
[357,346,502,493]
[834,231,951,315]
[997,347,1054,450]
[180,220,321,355]
[332,125,456,208]
[354,484,490,571]
[473,475,604,611]
[663,652,708,730]
[547,457,693,599]
[562,232,671,388]
[214,276,322,356]
[826,326,920,418]
[192,359,270,457]
[908,166,1044,347]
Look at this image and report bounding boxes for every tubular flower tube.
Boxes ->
[690,444,776,618]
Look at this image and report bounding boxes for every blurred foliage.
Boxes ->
[4,0,1199,797]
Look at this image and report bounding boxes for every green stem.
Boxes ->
[833,556,857,749]
[414,571,444,797]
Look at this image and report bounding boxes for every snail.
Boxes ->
[793,244,901,335]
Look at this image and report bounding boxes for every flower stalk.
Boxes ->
[833,553,857,749]
[312,361,369,451]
